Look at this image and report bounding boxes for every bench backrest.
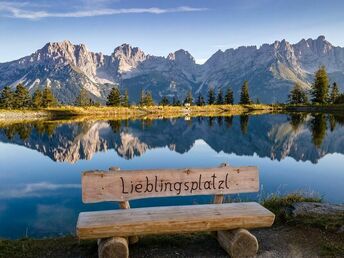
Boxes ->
[82,165,259,203]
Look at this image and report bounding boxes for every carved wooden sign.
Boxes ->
[82,166,259,203]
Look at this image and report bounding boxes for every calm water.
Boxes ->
[0,113,344,239]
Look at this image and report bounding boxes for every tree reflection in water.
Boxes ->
[1,113,344,163]
[240,115,249,134]
[1,122,57,141]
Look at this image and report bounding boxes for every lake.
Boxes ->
[0,113,344,239]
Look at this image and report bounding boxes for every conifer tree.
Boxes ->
[42,87,58,108]
[144,91,154,106]
[334,94,344,104]
[311,66,329,103]
[75,88,90,106]
[160,96,169,106]
[14,84,31,108]
[106,87,121,106]
[172,96,181,106]
[32,88,43,108]
[122,89,130,107]
[224,87,234,104]
[207,87,215,105]
[216,89,223,105]
[239,80,251,104]
[196,93,205,106]
[0,86,14,109]
[329,82,340,103]
[288,83,308,104]
[139,89,145,106]
[183,90,193,105]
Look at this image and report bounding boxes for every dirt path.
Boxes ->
[1,224,343,258]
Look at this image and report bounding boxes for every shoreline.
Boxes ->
[0,103,343,122]
[0,104,280,123]
[1,198,343,257]
[285,103,344,112]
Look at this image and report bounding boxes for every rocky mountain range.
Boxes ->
[1,36,344,103]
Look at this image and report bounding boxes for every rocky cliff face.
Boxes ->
[1,36,343,103]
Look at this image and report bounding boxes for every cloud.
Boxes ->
[0,182,80,199]
[0,2,207,20]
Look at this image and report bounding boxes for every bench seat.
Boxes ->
[77,202,274,239]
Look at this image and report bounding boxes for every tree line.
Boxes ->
[0,84,58,109]
[158,80,253,106]
[105,80,254,107]
[288,66,344,105]
[3,66,344,109]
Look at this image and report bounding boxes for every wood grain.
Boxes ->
[98,237,128,258]
[77,202,274,239]
[82,166,259,203]
[217,229,258,258]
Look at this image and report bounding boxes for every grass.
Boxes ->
[0,104,281,124]
[261,192,344,232]
[0,103,280,116]
[0,236,97,258]
[286,103,344,112]
[261,192,322,224]
[0,193,342,257]
[321,242,344,257]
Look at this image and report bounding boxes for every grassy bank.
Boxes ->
[0,104,280,123]
[1,194,343,258]
[286,103,344,112]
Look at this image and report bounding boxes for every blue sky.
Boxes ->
[1,0,344,63]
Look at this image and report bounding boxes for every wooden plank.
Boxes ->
[76,202,274,239]
[82,166,259,203]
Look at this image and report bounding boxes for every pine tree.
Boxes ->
[122,89,130,107]
[14,84,31,108]
[255,98,261,104]
[139,89,145,106]
[288,83,308,104]
[311,66,329,103]
[144,91,154,106]
[172,96,181,106]
[334,94,344,104]
[183,90,193,105]
[224,87,234,105]
[160,96,169,106]
[196,93,205,106]
[106,87,121,106]
[75,88,90,106]
[207,87,216,105]
[32,89,43,108]
[216,89,223,105]
[0,86,14,109]
[239,80,251,104]
[329,82,340,104]
[42,87,58,108]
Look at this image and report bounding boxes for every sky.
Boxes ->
[1,0,344,64]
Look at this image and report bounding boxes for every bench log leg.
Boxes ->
[217,229,258,258]
[98,237,129,258]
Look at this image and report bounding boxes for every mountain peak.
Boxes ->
[317,35,326,41]
[167,49,196,66]
[113,43,145,59]
[1,36,344,105]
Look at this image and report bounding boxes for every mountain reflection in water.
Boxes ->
[1,113,344,164]
[1,113,344,239]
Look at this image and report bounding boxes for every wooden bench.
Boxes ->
[76,164,275,258]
